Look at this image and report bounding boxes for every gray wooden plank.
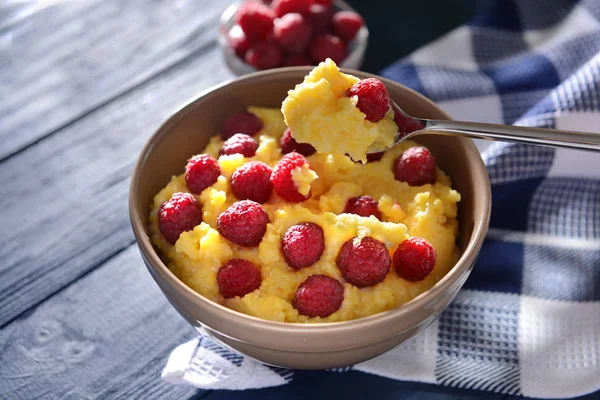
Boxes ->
[0,245,203,400]
[0,0,226,160]
[0,45,233,327]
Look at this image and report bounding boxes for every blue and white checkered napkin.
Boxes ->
[162,0,600,397]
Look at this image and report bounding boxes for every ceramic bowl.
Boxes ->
[218,0,369,75]
[129,67,491,369]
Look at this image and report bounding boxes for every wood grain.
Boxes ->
[0,246,203,400]
[0,0,226,161]
[0,45,233,327]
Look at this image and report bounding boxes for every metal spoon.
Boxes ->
[370,102,600,153]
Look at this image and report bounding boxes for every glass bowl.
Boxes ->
[218,0,369,76]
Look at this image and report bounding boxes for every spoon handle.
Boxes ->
[422,120,600,152]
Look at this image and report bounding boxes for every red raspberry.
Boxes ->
[309,0,333,6]
[221,112,263,140]
[271,152,313,202]
[280,127,316,156]
[393,146,436,186]
[393,237,437,282]
[231,161,273,203]
[217,259,262,298]
[308,34,347,64]
[245,41,283,70]
[272,0,310,18]
[185,154,221,194]
[236,2,276,42]
[332,11,364,42]
[344,196,381,220]
[220,133,259,157]
[283,53,313,66]
[307,4,333,35]
[281,222,325,269]
[391,102,425,137]
[292,274,344,318]
[274,13,312,53]
[158,192,203,245]
[367,152,384,162]
[346,78,390,123]
[217,200,269,247]
[336,236,391,287]
[228,25,251,59]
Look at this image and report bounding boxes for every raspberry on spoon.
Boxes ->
[346,78,391,123]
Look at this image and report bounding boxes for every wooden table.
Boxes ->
[3,1,554,399]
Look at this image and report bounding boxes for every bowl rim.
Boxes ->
[129,66,491,336]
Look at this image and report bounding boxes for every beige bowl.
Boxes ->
[129,67,491,370]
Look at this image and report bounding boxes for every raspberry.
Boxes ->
[280,127,316,156]
[281,222,325,269]
[393,146,436,186]
[308,34,347,64]
[272,0,310,18]
[391,102,425,137]
[228,25,251,59]
[283,53,313,66]
[220,133,259,157]
[346,78,390,123]
[367,152,384,162]
[217,200,269,247]
[245,41,283,70]
[332,11,364,42]
[221,112,263,140]
[292,274,344,318]
[344,196,382,220]
[185,154,221,194]
[309,0,333,6]
[336,237,391,287]
[271,152,313,202]
[217,259,262,298]
[231,161,273,203]
[307,4,333,35]
[393,237,437,282]
[274,13,312,53]
[236,2,276,42]
[158,192,203,245]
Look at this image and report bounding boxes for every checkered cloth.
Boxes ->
[162,0,600,397]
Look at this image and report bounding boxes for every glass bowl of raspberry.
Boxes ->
[218,0,368,75]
